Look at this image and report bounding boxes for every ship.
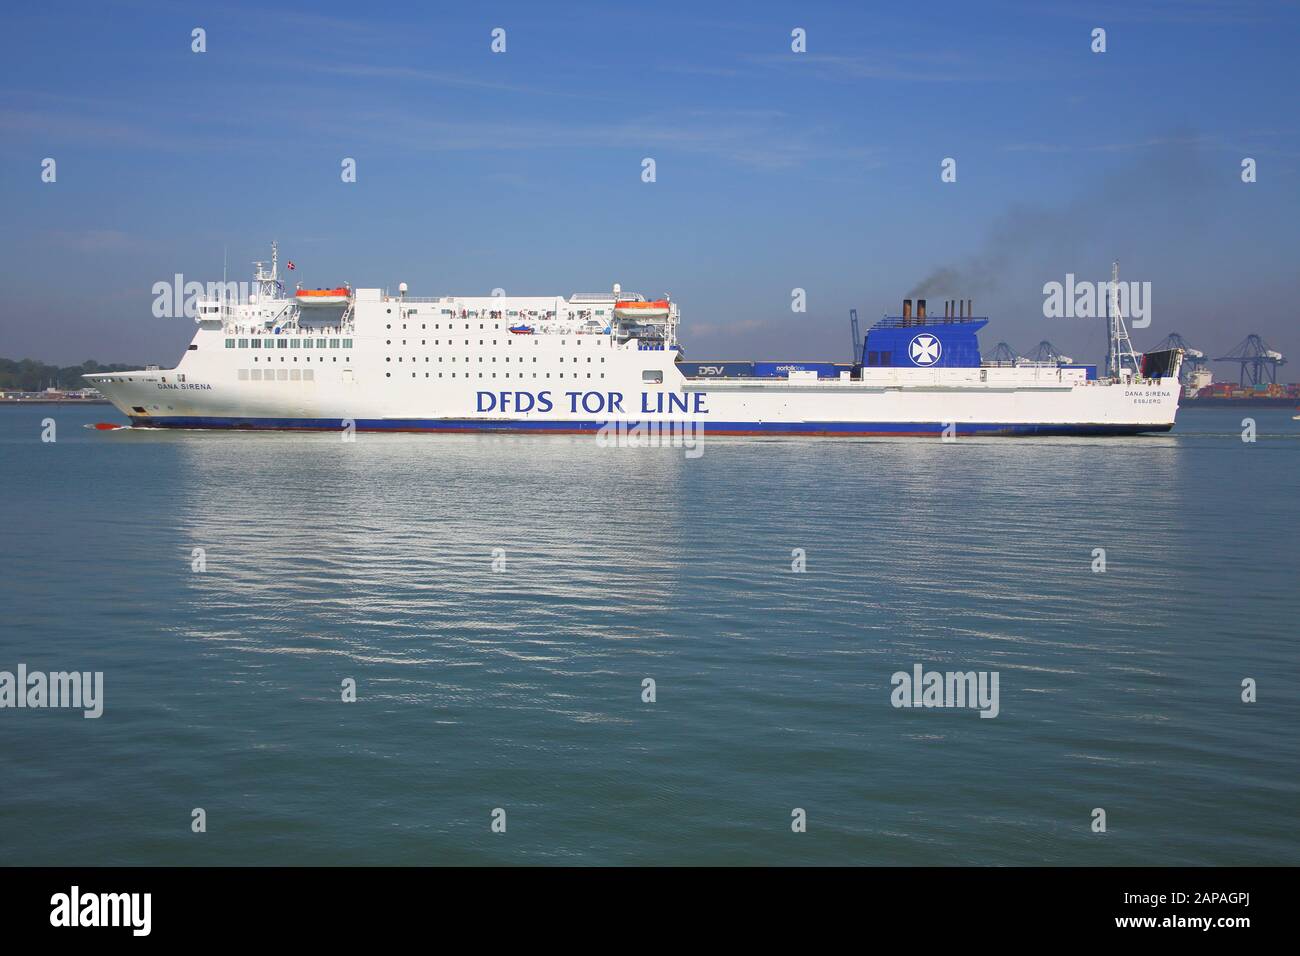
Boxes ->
[85,244,1184,436]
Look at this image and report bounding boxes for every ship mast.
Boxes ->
[248,240,295,328]
[1106,260,1142,380]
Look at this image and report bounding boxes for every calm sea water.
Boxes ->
[1,404,1296,866]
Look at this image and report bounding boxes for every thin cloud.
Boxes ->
[741,51,998,84]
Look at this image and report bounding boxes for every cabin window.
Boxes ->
[250,369,262,380]
[317,339,327,348]
[303,369,314,381]
[238,369,248,380]
[642,370,663,384]
[225,338,235,348]
[329,339,340,348]
[880,353,891,367]
[251,339,262,349]
[290,339,301,348]
[238,339,248,348]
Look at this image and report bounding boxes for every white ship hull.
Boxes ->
[86,266,1181,437]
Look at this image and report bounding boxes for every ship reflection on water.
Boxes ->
[5,406,1296,864]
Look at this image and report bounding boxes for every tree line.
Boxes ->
[0,358,142,392]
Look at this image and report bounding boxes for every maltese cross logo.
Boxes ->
[909,333,942,366]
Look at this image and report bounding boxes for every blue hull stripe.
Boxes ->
[129,416,1172,437]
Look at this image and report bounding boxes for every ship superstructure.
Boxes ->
[86,244,1183,436]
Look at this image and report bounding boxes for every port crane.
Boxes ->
[1215,335,1287,386]
[1024,340,1074,365]
[986,342,1021,366]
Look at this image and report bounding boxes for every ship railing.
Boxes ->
[872,315,981,329]
[227,324,354,336]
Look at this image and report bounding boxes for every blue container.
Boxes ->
[675,361,755,378]
[753,361,846,378]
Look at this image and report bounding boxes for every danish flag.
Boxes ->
[286,261,296,270]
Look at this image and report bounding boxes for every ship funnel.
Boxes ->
[917,299,927,320]
[903,298,912,320]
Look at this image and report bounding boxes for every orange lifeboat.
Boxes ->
[614,299,670,319]
[295,286,351,307]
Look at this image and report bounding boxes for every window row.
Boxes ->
[384,356,602,363]
[226,338,353,349]
[385,372,607,380]
[385,339,606,351]
[238,368,316,382]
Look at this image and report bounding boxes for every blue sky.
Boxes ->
[2,0,1298,375]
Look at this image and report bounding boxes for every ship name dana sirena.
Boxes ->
[86,244,1184,436]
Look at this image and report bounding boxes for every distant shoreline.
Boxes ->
[1182,398,1299,409]
[0,398,111,405]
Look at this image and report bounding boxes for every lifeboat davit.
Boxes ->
[614,299,670,319]
[295,286,351,307]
